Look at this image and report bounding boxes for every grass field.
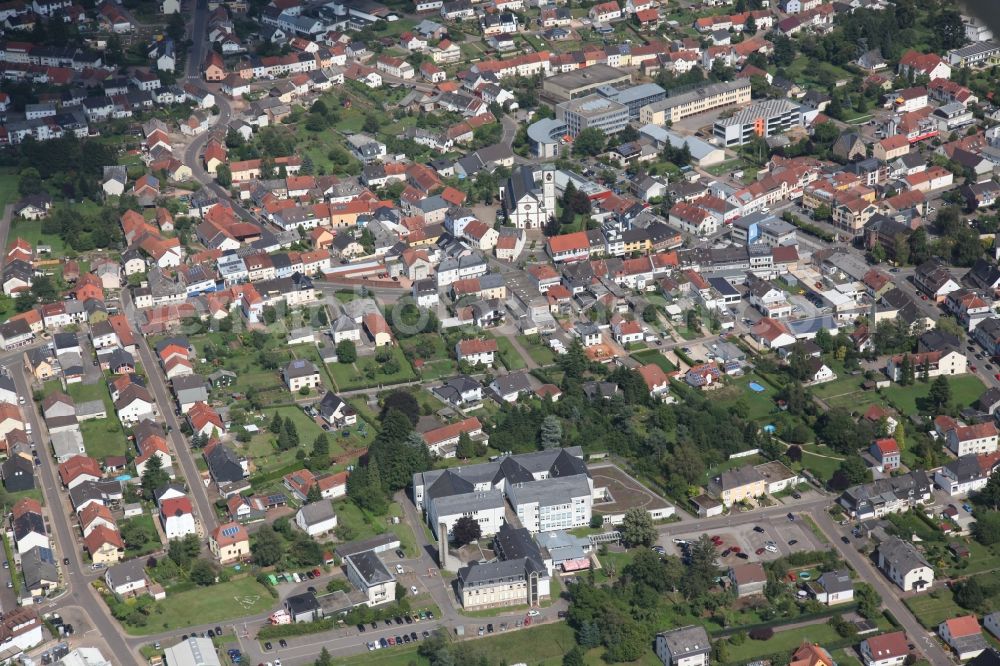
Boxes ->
[247,405,372,477]
[334,500,417,557]
[327,346,416,391]
[516,335,557,367]
[120,513,161,556]
[631,349,676,373]
[125,577,273,635]
[723,622,843,662]
[493,336,526,371]
[69,381,129,461]
[794,444,843,483]
[882,374,987,416]
[905,589,964,628]
[0,169,18,211]
[332,623,590,666]
[10,219,67,256]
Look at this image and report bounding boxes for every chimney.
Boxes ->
[438,522,451,570]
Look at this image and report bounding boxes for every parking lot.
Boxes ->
[656,513,825,565]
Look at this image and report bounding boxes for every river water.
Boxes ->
[958,0,1000,37]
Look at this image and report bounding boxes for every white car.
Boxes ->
[410,585,418,595]
[764,544,778,553]
[527,610,540,617]
[395,564,404,574]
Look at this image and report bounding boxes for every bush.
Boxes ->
[748,627,774,641]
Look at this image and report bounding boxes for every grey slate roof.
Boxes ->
[346,550,394,585]
[878,536,931,572]
[298,501,336,526]
[657,625,711,661]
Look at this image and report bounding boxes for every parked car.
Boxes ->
[755,547,766,555]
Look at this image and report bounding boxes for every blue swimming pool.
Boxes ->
[748,382,766,393]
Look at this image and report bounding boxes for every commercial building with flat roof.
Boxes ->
[639,79,751,125]
[542,64,631,101]
[597,82,666,119]
[713,98,803,147]
[556,94,629,137]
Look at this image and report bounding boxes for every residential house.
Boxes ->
[209,523,250,564]
[939,616,988,661]
[877,536,934,591]
[654,625,710,666]
[729,563,767,597]
[295,501,338,537]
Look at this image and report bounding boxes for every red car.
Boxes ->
[710,535,722,543]
[388,637,396,646]
[313,568,321,577]
[730,546,741,553]
[755,547,766,555]
[524,617,532,627]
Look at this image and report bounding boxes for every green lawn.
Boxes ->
[0,169,18,211]
[905,589,964,629]
[517,335,557,367]
[417,359,459,381]
[631,349,676,373]
[10,219,67,256]
[332,622,584,666]
[794,446,843,483]
[327,346,416,391]
[882,374,987,417]
[123,577,274,635]
[67,382,109,404]
[120,513,161,556]
[722,622,844,662]
[80,416,130,461]
[493,336,526,371]
[719,374,780,422]
[70,381,129,461]
[334,500,417,557]
[246,405,372,478]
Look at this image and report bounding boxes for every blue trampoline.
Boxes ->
[748,382,766,392]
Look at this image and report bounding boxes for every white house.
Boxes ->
[810,569,854,606]
[295,501,338,537]
[860,631,909,666]
[344,551,396,607]
[159,496,197,540]
[456,338,498,367]
[654,625,710,666]
[877,537,934,592]
[938,616,987,661]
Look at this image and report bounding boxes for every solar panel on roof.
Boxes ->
[222,526,240,537]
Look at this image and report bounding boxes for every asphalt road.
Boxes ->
[184,0,208,81]
[6,358,138,665]
[811,511,953,665]
[121,290,219,536]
